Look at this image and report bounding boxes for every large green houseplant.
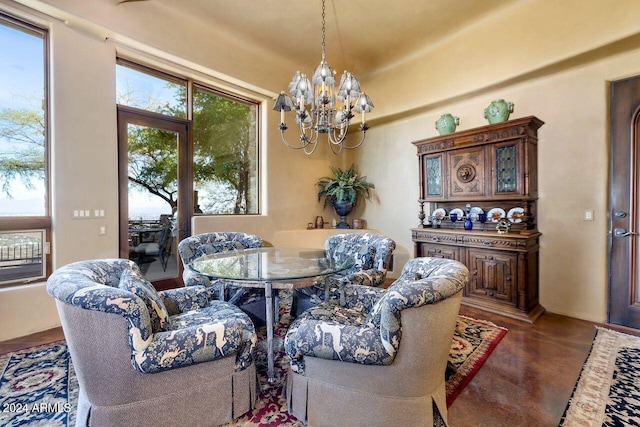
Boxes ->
[316,164,374,228]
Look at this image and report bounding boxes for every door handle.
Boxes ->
[614,228,638,238]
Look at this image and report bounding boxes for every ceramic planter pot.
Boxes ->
[332,198,353,229]
[484,99,514,124]
[435,113,459,135]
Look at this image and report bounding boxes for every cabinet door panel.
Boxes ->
[448,147,486,199]
[418,243,459,260]
[467,249,517,304]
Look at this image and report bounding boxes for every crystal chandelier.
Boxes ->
[272,0,374,155]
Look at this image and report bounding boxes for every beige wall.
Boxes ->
[1,0,639,340]
[355,0,640,323]
[363,0,640,119]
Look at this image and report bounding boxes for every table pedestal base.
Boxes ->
[265,281,276,381]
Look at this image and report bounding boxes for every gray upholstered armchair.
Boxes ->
[292,232,396,316]
[284,257,469,427]
[47,259,257,427]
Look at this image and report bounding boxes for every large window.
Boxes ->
[192,86,258,215]
[116,60,259,217]
[0,14,49,286]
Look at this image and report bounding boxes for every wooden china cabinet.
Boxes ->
[411,116,544,323]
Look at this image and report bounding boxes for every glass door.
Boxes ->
[117,106,192,290]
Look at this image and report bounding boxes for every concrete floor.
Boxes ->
[448,305,600,426]
[1,296,617,426]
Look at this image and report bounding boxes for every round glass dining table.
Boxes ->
[189,247,354,381]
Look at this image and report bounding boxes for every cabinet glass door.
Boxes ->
[495,144,518,194]
[423,155,444,198]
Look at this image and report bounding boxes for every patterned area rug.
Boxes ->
[445,314,508,407]
[560,327,640,426]
[0,314,506,426]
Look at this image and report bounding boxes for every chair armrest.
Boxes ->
[326,276,386,308]
[182,269,225,300]
[284,318,393,375]
[182,268,210,287]
[160,286,209,315]
[342,269,387,287]
[133,312,255,373]
[49,282,155,343]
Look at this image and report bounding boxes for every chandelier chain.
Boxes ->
[321,0,326,62]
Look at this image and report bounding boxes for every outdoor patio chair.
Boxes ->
[132,219,172,271]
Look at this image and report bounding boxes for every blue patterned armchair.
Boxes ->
[47,259,258,427]
[284,257,469,427]
[292,233,396,316]
[178,232,267,317]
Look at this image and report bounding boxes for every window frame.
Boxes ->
[116,58,262,216]
[191,83,261,215]
[0,12,51,287]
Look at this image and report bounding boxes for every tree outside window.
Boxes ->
[193,86,258,215]
[116,62,259,218]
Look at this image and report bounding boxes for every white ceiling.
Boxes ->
[113,0,516,79]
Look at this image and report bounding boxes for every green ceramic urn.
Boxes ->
[483,99,514,124]
[435,113,459,135]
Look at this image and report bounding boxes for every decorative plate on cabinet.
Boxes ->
[432,208,447,218]
[449,208,464,218]
[469,207,484,221]
[487,208,506,222]
[507,207,525,223]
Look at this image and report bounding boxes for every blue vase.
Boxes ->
[332,198,353,229]
[464,206,473,230]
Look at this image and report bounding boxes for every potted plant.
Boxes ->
[316,164,374,228]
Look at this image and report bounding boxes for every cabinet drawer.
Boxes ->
[412,230,459,245]
[466,248,517,305]
[462,234,522,250]
[418,243,460,260]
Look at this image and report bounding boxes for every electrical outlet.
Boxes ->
[584,210,594,221]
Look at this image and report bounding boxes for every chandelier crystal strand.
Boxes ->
[272,0,374,155]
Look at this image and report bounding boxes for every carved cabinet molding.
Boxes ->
[411,116,544,323]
